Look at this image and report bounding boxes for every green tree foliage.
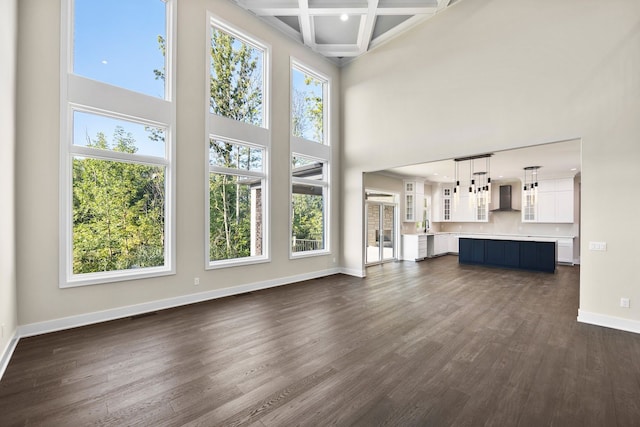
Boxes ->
[209,172,255,261]
[72,128,165,274]
[210,29,262,125]
[292,192,324,251]
[153,35,166,82]
[208,29,264,261]
[292,74,323,142]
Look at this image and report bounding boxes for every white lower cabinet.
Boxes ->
[402,234,428,261]
[557,238,574,264]
[448,234,459,254]
[433,234,448,256]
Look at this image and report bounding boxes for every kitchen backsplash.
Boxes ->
[435,210,578,236]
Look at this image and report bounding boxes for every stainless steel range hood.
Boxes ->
[491,185,520,212]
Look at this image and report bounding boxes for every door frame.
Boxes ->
[364,189,399,266]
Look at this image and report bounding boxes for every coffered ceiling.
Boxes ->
[230,0,458,65]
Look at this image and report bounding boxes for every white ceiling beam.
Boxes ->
[308,8,368,16]
[436,0,452,12]
[240,0,298,9]
[245,6,436,17]
[313,44,362,57]
[249,8,302,16]
[374,7,438,15]
[231,0,455,63]
[297,0,314,47]
[358,0,380,54]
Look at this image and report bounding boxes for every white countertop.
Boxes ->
[403,232,575,241]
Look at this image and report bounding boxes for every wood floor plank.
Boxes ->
[2,257,640,426]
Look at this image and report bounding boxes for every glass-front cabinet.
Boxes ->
[403,179,424,223]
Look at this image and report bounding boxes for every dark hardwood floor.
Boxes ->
[2,256,640,426]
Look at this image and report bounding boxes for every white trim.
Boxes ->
[291,248,331,259]
[0,329,20,381]
[60,0,177,288]
[206,255,270,270]
[577,309,640,335]
[289,59,331,259]
[19,268,341,339]
[208,13,271,132]
[206,12,272,270]
[340,267,366,278]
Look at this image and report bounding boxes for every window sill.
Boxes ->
[206,256,270,270]
[290,249,331,260]
[61,267,175,288]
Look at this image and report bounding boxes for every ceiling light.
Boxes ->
[340,14,349,22]
[523,166,541,214]
[453,153,493,210]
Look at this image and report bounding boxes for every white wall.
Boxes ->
[341,0,640,329]
[16,0,340,328]
[0,0,19,370]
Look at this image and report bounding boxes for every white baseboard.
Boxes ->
[577,309,640,334]
[18,268,341,339]
[0,330,20,381]
[339,267,366,278]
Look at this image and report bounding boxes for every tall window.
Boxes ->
[290,61,330,257]
[291,155,328,253]
[206,15,270,268]
[209,139,265,263]
[292,67,324,144]
[60,0,176,287]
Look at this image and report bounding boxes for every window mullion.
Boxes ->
[71,146,169,166]
[209,166,264,179]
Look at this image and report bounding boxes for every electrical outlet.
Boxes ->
[589,242,607,251]
[620,298,630,308]
[194,277,200,286]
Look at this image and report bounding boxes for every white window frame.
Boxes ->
[205,13,271,269]
[207,136,269,268]
[290,58,331,259]
[59,0,177,288]
[290,60,329,147]
[290,154,329,258]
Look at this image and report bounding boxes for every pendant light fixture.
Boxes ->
[523,166,541,207]
[453,161,460,208]
[453,153,493,212]
[469,159,475,209]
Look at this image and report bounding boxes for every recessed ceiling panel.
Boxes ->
[372,15,412,40]
[309,0,368,7]
[378,0,438,7]
[314,16,361,45]
[276,15,301,33]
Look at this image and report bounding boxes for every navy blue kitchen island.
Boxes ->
[458,237,556,273]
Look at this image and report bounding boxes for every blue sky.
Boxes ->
[74,0,165,98]
[72,0,324,155]
[73,0,166,158]
[292,68,324,142]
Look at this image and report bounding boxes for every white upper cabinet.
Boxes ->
[522,177,574,223]
[440,185,487,223]
[404,179,424,222]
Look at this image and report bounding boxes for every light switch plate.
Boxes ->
[589,241,607,251]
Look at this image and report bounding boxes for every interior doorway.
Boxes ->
[365,191,398,265]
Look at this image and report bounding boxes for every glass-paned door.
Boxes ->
[382,205,396,261]
[366,204,382,264]
[365,191,398,265]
